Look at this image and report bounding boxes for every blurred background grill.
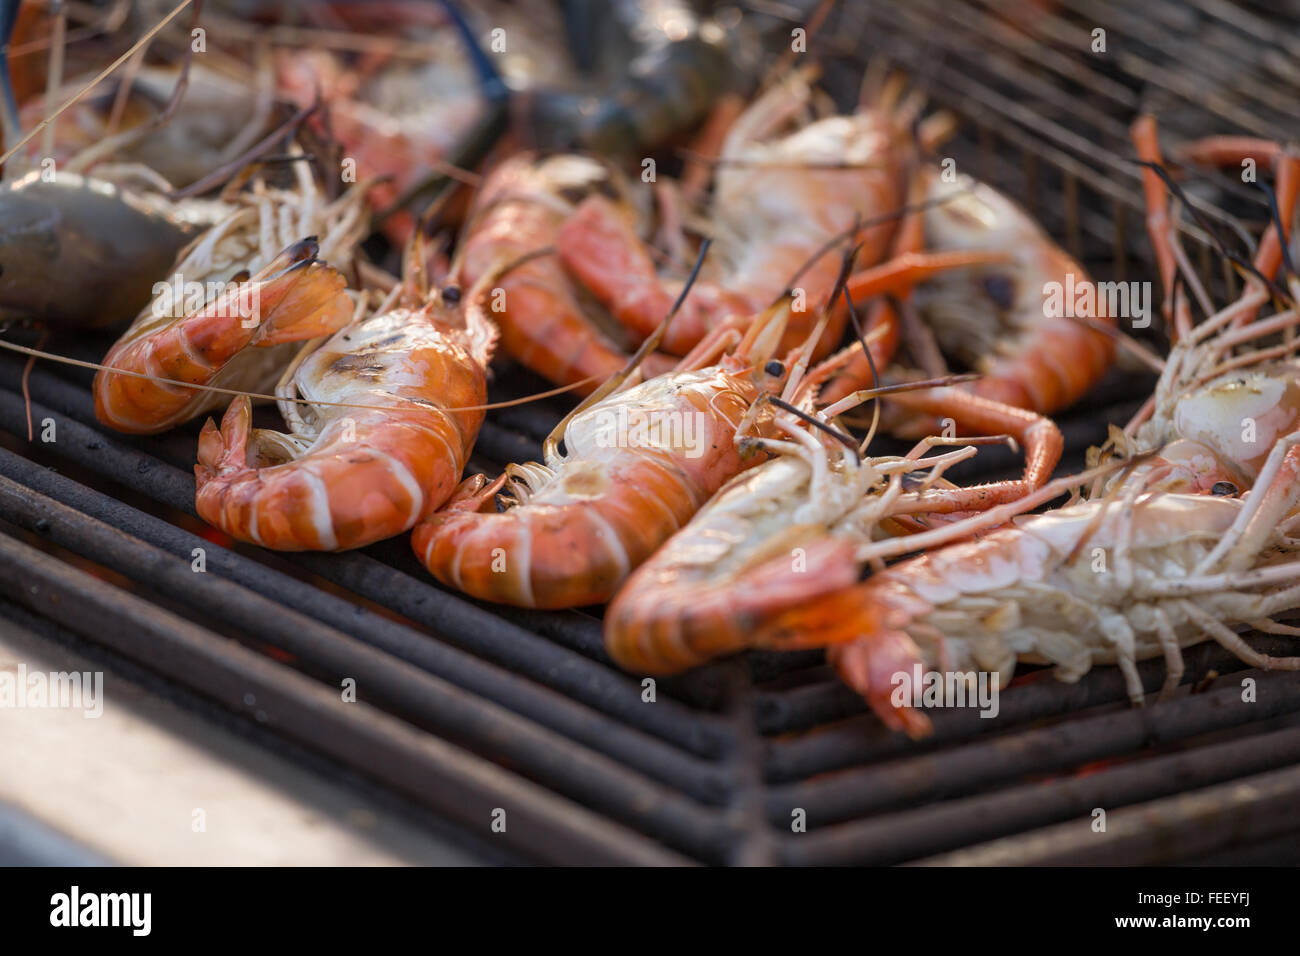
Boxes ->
[2,0,1300,865]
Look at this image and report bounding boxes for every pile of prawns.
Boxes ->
[6,1,1300,738]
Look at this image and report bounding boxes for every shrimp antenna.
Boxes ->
[1135,159,1282,296]
[842,285,884,452]
[769,395,859,459]
[542,238,713,459]
[1257,179,1299,282]
[0,337,602,415]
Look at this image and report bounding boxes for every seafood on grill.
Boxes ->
[194,249,497,552]
[1100,116,1300,510]
[453,152,675,396]
[94,157,370,434]
[605,380,1066,676]
[819,164,1118,428]
[554,67,995,361]
[413,291,828,609]
[820,489,1300,737]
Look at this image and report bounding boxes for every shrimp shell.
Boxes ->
[194,289,496,551]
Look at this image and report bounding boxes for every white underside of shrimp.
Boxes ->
[889,493,1300,702]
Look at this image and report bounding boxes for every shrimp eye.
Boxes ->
[765,360,785,377]
[441,285,462,303]
[982,274,1016,310]
[1211,480,1238,497]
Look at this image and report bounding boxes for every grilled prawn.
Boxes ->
[413,297,816,608]
[454,153,676,395]
[815,492,1300,737]
[555,68,991,360]
[195,275,496,552]
[606,387,1064,675]
[820,165,1117,422]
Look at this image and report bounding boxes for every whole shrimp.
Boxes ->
[819,164,1118,423]
[194,255,497,552]
[93,155,371,434]
[554,67,997,360]
[413,287,828,609]
[813,489,1300,737]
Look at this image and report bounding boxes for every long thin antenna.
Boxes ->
[0,338,600,414]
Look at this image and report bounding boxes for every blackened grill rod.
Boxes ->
[0,530,691,866]
[765,668,1300,827]
[0,370,733,759]
[0,463,738,848]
[759,638,1275,778]
[783,715,1300,866]
[915,760,1300,866]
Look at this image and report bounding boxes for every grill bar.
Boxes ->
[915,761,1300,866]
[0,529,687,866]
[780,715,1300,866]
[0,360,732,757]
[760,639,1273,778]
[0,466,741,852]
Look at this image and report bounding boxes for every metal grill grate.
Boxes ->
[3,0,1300,865]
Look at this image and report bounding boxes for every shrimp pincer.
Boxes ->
[195,282,496,552]
[412,297,808,608]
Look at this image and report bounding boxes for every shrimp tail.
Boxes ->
[196,395,253,484]
[441,472,506,513]
[829,630,934,739]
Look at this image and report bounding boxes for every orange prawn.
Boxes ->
[194,259,496,552]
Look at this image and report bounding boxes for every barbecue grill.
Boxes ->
[3,0,1300,866]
